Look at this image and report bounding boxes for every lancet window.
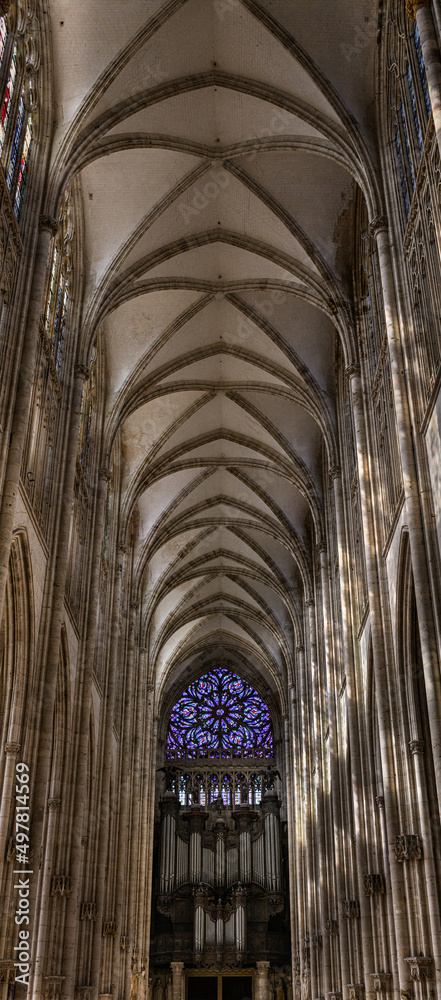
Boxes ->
[384,6,441,413]
[42,190,73,374]
[0,5,37,221]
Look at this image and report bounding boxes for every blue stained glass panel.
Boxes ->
[0,18,7,70]
[167,667,274,759]
[7,93,24,190]
[400,101,415,189]
[414,22,431,117]
[13,114,32,219]
[395,121,410,219]
[0,44,17,154]
[407,64,423,154]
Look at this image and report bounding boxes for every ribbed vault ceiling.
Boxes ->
[47,0,379,700]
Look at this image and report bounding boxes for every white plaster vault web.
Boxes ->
[47,0,379,699]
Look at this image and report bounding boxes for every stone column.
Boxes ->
[89,543,127,996]
[327,476,378,999]
[347,364,411,995]
[28,363,90,1000]
[0,741,20,884]
[112,599,139,1000]
[291,657,306,989]
[408,738,441,988]
[59,466,112,1000]
[298,629,317,1000]
[170,963,184,1000]
[255,961,270,1000]
[371,216,441,806]
[407,0,441,157]
[0,215,58,621]
[307,579,332,1000]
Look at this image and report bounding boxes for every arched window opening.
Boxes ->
[42,189,74,374]
[0,11,37,221]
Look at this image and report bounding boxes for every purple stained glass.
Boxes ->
[167,667,274,759]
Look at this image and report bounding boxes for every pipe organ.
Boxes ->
[152,770,289,970]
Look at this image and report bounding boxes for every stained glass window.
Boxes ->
[0,17,7,70]
[0,43,16,154]
[407,63,423,154]
[13,113,32,220]
[400,101,415,190]
[395,120,410,219]
[414,22,431,117]
[166,667,274,759]
[6,93,24,190]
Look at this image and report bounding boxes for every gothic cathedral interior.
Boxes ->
[0,2,441,1000]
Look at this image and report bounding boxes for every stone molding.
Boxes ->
[74,364,90,381]
[370,972,392,994]
[409,739,425,755]
[80,901,98,920]
[347,987,364,1000]
[363,874,385,895]
[342,900,360,918]
[345,363,361,381]
[369,216,388,238]
[39,215,59,237]
[393,834,422,861]
[4,741,20,755]
[51,874,73,896]
[0,961,15,984]
[43,977,65,999]
[404,956,432,980]
[102,920,117,937]
[325,919,338,935]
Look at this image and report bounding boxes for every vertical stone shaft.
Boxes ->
[298,625,317,1000]
[326,483,378,997]
[308,587,332,998]
[60,467,111,1000]
[414,1,441,156]
[372,218,441,806]
[0,217,57,622]
[348,367,410,995]
[89,545,126,995]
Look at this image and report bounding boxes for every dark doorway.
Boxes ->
[222,977,253,1000]
[187,977,218,1000]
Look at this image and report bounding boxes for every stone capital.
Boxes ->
[39,214,59,237]
[74,364,90,381]
[48,797,61,811]
[345,363,361,381]
[404,956,432,980]
[4,741,20,756]
[409,739,425,755]
[328,465,341,481]
[99,467,112,482]
[369,215,388,238]
[370,972,392,994]
[256,961,270,974]
[405,0,430,20]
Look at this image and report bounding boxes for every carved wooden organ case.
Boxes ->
[150,767,290,970]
